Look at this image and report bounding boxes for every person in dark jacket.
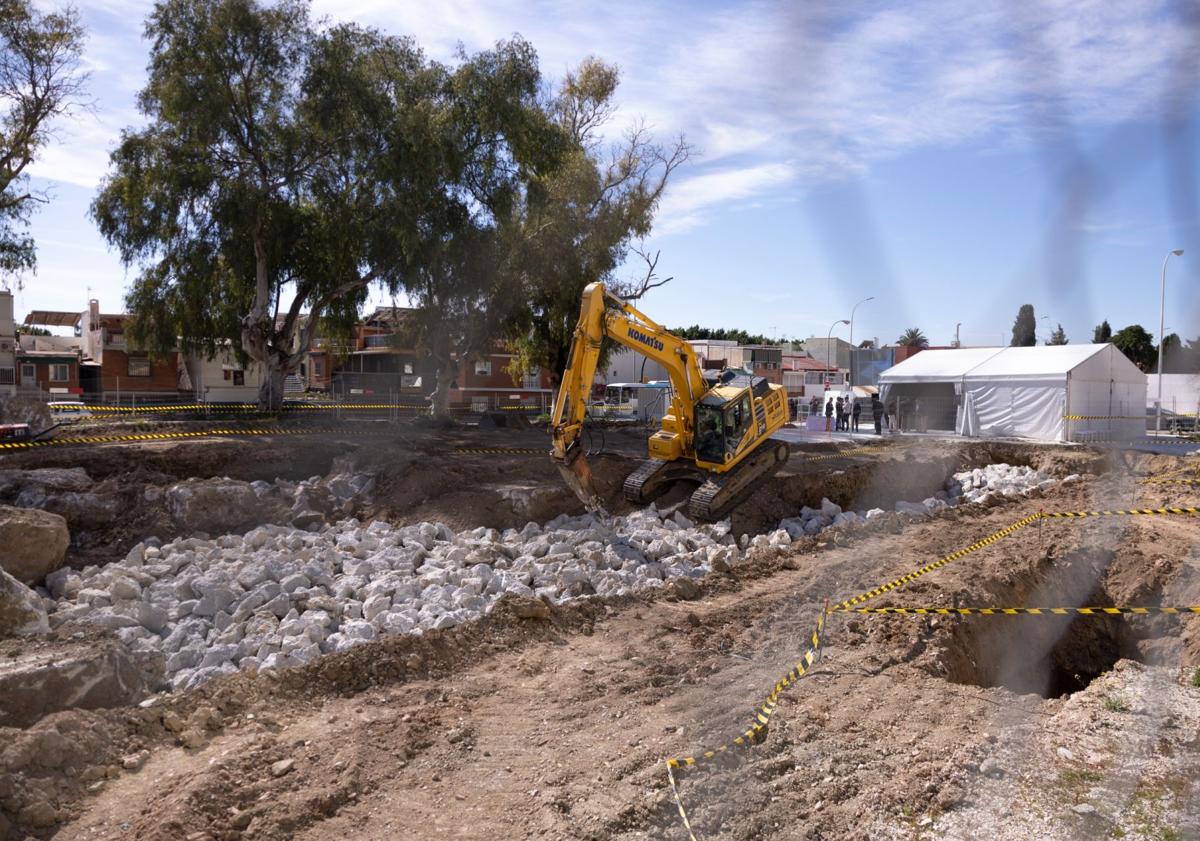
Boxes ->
[871,395,883,435]
[835,396,846,431]
[824,398,834,432]
[851,399,862,432]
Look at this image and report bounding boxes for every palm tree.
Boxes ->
[897,327,928,348]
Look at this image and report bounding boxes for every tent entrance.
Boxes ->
[882,383,958,432]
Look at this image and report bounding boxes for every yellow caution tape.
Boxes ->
[1063,414,1146,420]
[1040,506,1199,518]
[666,611,825,772]
[803,445,889,463]
[452,448,544,455]
[0,426,398,450]
[833,513,1044,611]
[666,762,700,841]
[833,605,1200,616]
[1139,478,1200,486]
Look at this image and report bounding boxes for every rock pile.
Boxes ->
[946,463,1075,505]
[776,463,1067,540]
[43,506,738,690]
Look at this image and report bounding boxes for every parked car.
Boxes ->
[0,423,32,442]
[48,400,92,418]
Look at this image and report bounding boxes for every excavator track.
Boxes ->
[622,458,704,506]
[687,439,790,522]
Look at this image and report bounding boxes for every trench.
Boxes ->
[933,547,1146,699]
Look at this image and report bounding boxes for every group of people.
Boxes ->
[805,393,890,435]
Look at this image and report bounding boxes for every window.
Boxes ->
[474,359,492,376]
[471,397,488,412]
[20,364,34,383]
[0,368,13,385]
[313,358,324,377]
[403,362,414,375]
[127,356,150,377]
[50,364,69,382]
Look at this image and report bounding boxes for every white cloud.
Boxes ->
[25,0,1200,228]
[654,162,795,235]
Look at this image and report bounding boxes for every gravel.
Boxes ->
[44,506,740,690]
[40,462,1064,691]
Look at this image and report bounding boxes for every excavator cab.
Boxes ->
[694,391,753,464]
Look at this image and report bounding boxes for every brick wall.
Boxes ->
[17,357,80,390]
[99,350,179,392]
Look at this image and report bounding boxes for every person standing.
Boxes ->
[824,397,834,432]
[871,395,883,434]
[834,396,844,431]
[851,398,861,432]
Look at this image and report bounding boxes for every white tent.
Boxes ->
[879,344,1146,442]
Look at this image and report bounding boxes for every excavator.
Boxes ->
[550,282,791,522]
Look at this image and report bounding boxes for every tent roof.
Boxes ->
[964,344,1110,379]
[878,347,1005,382]
[880,344,1117,384]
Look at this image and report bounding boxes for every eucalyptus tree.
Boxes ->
[94,0,556,410]
[501,57,691,387]
[0,0,86,280]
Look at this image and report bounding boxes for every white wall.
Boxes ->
[185,350,266,402]
[1146,374,1200,417]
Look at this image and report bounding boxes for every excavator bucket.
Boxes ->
[554,446,607,516]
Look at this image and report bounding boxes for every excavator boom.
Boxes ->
[550,282,790,520]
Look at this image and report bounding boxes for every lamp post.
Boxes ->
[848,297,874,388]
[827,319,849,393]
[954,323,962,348]
[1156,249,1185,434]
[848,297,874,348]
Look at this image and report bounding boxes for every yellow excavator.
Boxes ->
[550,282,791,522]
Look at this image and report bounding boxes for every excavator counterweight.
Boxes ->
[550,282,791,522]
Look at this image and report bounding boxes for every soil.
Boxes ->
[2,425,1198,840]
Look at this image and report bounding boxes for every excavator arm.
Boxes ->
[550,282,708,512]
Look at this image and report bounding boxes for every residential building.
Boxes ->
[602,347,668,386]
[78,300,180,396]
[17,333,81,394]
[780,352,843,397]
[183,346,268,402]
[451,348,552,412]
[0,290,15,395]
[797,336,855,371]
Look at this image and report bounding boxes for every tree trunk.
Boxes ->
[430,355,457,421]
[258,355,287,412]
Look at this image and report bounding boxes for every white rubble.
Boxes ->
[44,506,739,690]
[773,463,1061,542]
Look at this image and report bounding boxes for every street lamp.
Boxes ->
[848,296,874,348]
[848,296,874,388]
[827,319,849,393]
[1156,249,1185,434]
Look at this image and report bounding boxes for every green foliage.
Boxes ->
[897,327,928,348]
[1112,324,1156,371]
[1191,667,1199,688]
[0,0,86,282]
[670,325,775,345]
[1046,323,1068,345]
[501,57,691,386]
[1159,334,1200,374]
[92,0,555,409]
[1102,694,1130,713]
[14,323,50,336]
[1011,304,1037,346]
[1093,320,1113,343]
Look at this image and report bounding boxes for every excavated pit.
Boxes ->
[933,547,1148,699]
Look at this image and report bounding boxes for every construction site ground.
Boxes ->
[3,420,1199,840]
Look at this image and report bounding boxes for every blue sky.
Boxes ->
[15,0,1200,348]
